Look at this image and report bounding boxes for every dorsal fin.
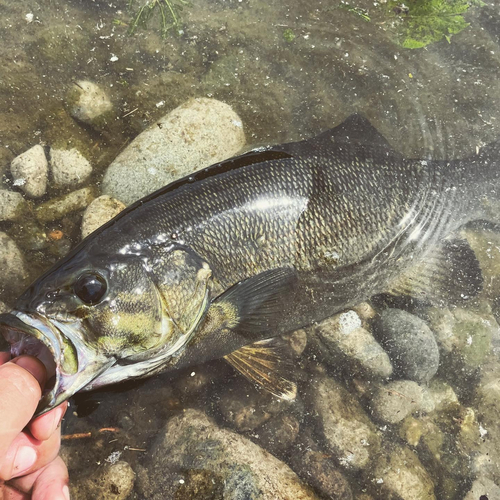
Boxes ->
[310,114,400,156]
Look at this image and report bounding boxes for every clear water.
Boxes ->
[1,0,500,498]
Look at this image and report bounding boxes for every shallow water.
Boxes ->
[1,0,500,498]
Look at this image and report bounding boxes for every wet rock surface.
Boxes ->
[50,147,93,187]
[376,309,440,383]
[0,189,26,221]
[10,145,48,198]
[81,195,126,239]
[136,409,318,500]
[102,98,246,205]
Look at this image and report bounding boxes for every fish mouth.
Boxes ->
[0,311,112,416]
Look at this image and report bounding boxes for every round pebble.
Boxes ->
[370,380,424,424]
[81,195,126,239]
[102,98,246,205]
[67,80,113,126]
[376,308,439,383]
[50,147,92,187]
[0,189,26,221]
[10,145,48,198]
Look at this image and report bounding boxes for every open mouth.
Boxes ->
[0,311,78,414]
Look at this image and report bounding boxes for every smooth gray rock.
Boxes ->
[81,195,126,239]
[102,98,246,205]
[10,145,48,198]
[314,311,393,379]
[377,308,440,383]
[0,189,26,221]
[0,232,26,299]
[370,380,424,424]
[136,409,319,500]
[50,147,92,187]
[309,375,381,470]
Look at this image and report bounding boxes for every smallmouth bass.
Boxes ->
[0,115,496,414]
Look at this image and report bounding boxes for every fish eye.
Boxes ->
[74,273,107,305]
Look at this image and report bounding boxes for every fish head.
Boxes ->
[0,243,212,415]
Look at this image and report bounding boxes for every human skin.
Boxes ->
[0,353,69,500]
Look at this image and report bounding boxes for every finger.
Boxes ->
[0,427,61,481]
[0,352,11,365]
[0,357,46,461]
[0,482,30,500]
[8,457,69,500]
[29,403,68,442]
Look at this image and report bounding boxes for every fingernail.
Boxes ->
[13,446,37,476]
[62,485,70,500]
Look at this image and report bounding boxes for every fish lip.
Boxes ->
[0,311,112,416]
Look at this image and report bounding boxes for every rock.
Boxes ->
[66,80,113,128]
[102,98,246,205]
[292,449,353,500]
[0,189,26,221]
[50,147,92,187]
[370,380,424,424]
[366,445,436,500]
[464,476,500,500]
[0,300,10,313]
[310,375,381,470]
[35,187,94,223]
[10,145,48,198]
[427,379,458,411]
[0,232,26,299]
[81,195,126,239]
[352,302,377,322]
[283,328,308,357]
[69,461,135,500]
[256,413,300,455]
[376,309,440,383]
[136,409,318,500]
[218,380,291,432]
[313,311,393,379]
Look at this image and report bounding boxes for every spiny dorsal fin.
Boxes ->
[213,267,297,341]
[224,338,297,400]
[387,238,483,305]
[311,114,400,155]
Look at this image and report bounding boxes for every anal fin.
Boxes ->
[224,338,297,401]
[387,238,483,304]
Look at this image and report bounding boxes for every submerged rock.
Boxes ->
[376,309,440,383]
[66,80,113,128]
[370,380,424,425]
[218,380,291,432]
[136,409,318,500]
[464,476,500,500]
[313,311,393,380]
[309,375,381,470]
[256,413,300,455]
[0,232,26,299]
[365,445,436,500]
[81,195,126,239]
[69,461,135,500]
[50,147,92,187]
[102,98,246,205]
[10,145,48,198]
[0,189,26,221]
[35,187,94,223]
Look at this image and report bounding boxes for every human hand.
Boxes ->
[0,353,69,500]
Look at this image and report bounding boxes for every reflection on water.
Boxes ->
[1,0,500,498]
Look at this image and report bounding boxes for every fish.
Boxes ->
[0,114,497,415]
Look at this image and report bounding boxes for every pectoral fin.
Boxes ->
[224,338,297,400]
[387,238,483,304]
[210,266,297,341]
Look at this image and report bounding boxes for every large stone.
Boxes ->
[136,409,319,500]
[10,145,48,198]
[102,98,246,205]
[309,375,381,470]
[376,308,439,383]
[313,311,393,380]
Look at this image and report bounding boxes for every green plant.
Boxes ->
[387,0,485,49]
[128,0,189,38]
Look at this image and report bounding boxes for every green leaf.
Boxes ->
[386,0,484,49]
